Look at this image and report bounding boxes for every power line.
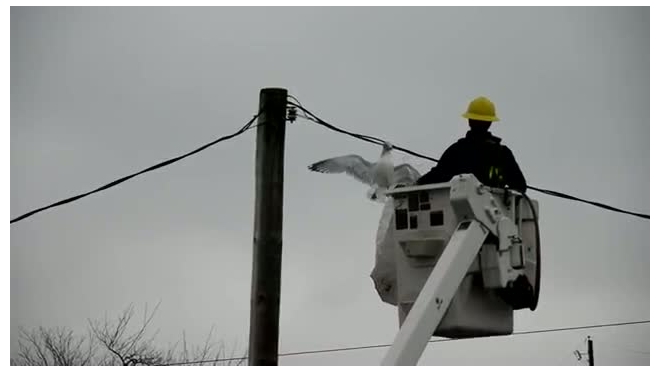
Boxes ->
[527,185,649,219]
[159,320,649,365]
[11,100,649,223]
[289,100,650,220]
[10,112,261,224]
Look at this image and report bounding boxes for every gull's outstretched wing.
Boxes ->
[308,155,374,185]
[393,163,421,185]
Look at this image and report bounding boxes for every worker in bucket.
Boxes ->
[416,96,527,192]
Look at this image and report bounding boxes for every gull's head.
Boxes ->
[382,141,393,151]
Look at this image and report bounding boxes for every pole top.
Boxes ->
[260,87,288,94]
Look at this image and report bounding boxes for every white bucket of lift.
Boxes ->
[371,182,540,338]
[391,184,513,338]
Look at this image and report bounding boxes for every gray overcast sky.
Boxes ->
[11,6,649,365]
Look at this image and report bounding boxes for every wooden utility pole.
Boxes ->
[587,336,594,366]
[248,87,288,366]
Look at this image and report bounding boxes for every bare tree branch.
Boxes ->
[12,326,96,366]
[13,303,243,366]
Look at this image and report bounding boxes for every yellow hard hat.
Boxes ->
[462,96,500,122]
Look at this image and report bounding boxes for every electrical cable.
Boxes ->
[290,100,649,220]
[10,112,262,224]
[159,320,649,365]
[527,185,649,219]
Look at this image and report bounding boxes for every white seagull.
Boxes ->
[308,142,421,202]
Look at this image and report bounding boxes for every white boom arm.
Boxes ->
[381,174,521,366]
[381,220,488,365]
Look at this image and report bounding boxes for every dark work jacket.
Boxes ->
[416,130,527,192]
